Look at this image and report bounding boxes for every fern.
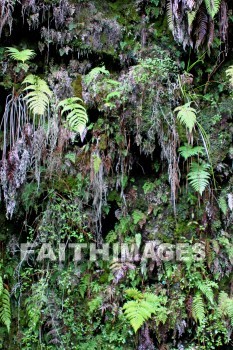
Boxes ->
[92,154,102,174]
[188,10,198,28]
[58,97,88,139]
[0,288,11,332]
[166,0,174,31]
[23,74,52,115]
[187,162,210,195]
[0,276,3,297]
[196,279,218,305]
[125,288,143,300]
[179,143,204,160]
[226,65,233,87]
[218,291,233,325]
[218,196,228,215]
[123,299,152,332]
[123,289,167,332]
[204,0,221,18]
[174,102,197,133]
[6,47,36,63]
[84,66,110,85]
[192,292,205,323]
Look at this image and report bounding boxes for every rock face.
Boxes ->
[0,1,232,349]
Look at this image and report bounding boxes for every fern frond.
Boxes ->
[204,0,221,18]
[0,276,3,297]
[166,0,174,31]
[218,291,233,325]
[23,74,52,115]
[123,299,152,332]
[195,7,208,50]
[192,292,205,323]
[125,288,143,300]
[188,10,198,29]
[226,66,233,86]
[197,280,218,304]
[58,97,88,138]
[187,162,210,195]
[6,47,36,63]
[218,196,228,215]
[84,66,110,85]
[0,289,11,332]
[179,144,204,160]
[174,102,197,133]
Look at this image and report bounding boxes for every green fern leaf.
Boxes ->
[192,292,205,323]
[187,162,210,195]
[188,10,198,28]
[218,196,228,215]
[218,291,233,326]
[6,47,36,63]
[0,289,11,332]
[174,102,197,133]
[123,290,167,332]
[23,74,52,115]
[197,280,218,304]
[0,276,3,297]
[123,299,152,332]
[58,97,88,138]
[179,144,204,160]
[226,65,233,87]
[92,154,102,174]
[204,0,221,18]
[84,66,110,85]
[166,0,174,31]
[125,288,143,300]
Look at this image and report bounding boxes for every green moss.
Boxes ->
[72,75,83,99]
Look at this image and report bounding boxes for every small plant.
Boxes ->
[6,47,36,63]
[22,74,52,115]
[204,0,221,18]
[0,275,11,332]
[192,292,205,323]
[58,97,88,141]
[123,288,167,332]
[218,291,233,325]
[187,162,210,195]
[226,65,233,87]
[179,144,204,161]
[174,102,197,133]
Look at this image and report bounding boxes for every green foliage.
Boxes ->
[179,144,204,160]
[142,181,155,194]
[92,154,102,174]
[0,278,11,332]
[58,97,88,137]
[192,292,205,323]
[174,102,197,133]
[218,196,228,215]
[218,291,233,325]
[226,65,233,87]
[166,0,173,31]
[196,279,218,305]
[22,74,52,115]
[84,66,110,86]
[132,210,146,225]
[187,162,211,195]
[204,0,221,18]
[123,289,167,332]
[6,47,36,63]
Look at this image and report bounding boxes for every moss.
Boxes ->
[72,74,83,99]
[99,134,108,150]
